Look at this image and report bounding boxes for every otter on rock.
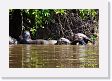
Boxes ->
[56,37,71,45]
[19,31,57,45]
[9,36,18,44]
[71,33,92,45]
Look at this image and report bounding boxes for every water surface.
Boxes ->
[9,45,99,68]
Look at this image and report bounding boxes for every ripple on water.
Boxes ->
[9,45,99,68]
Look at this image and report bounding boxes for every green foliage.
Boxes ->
[90,34,98,42]
[54,9,66,15]
[9,9,98,39]
[17,9,66,37]
[79,9,98,20]
[21,9,66,37]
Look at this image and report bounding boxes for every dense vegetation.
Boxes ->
[9,9,99,41]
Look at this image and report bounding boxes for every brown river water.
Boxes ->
[9,45,99,68]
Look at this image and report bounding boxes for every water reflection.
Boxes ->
[9,45,99,68]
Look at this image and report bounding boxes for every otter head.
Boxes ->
[57,38,71,45]
[22,31,31,40]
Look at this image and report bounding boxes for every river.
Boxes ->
[9,45,99,68]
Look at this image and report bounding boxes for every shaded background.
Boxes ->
[9,9,98,42]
